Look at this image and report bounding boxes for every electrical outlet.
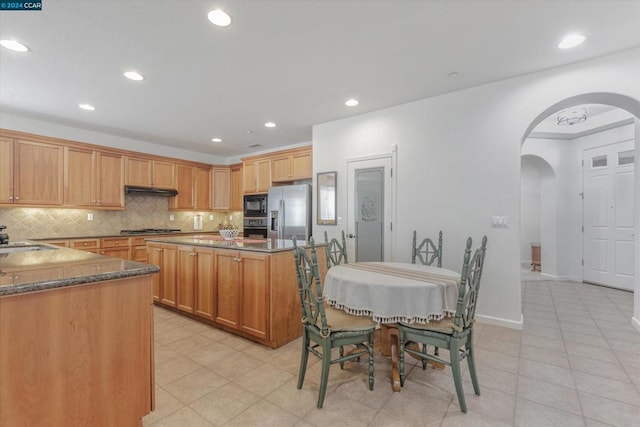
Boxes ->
[169,214,175,221]
[87,213,93,221]
[209,214,214,220]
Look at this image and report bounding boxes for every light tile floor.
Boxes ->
[143,271,640,426]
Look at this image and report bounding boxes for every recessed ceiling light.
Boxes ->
[558,34,585,49]
[211,137,222,143]
[265,122,276,128]
[208,9,231,27]
[345,98,359,107]
[124,71,144,81]
[0,39,30,52]
[78,104,96,111]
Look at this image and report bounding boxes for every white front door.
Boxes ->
[347,155,394,262]
[583,140,635,290]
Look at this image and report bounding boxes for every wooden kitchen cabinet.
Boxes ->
[242,158,271,194]
[270,147,312,182]
[214,249,269,340]
[65,147,124,208]
[175,246,215,318]
[170,164,195,210]
[194,247,215,320]
[176,245,196,313]
[195,167,211,210]
[170,166,211,211]
[69,238,100,254]
[0,138,64,206]
[229,163,243,210]
[211,167,230,210]
[0,137,14,205]
[100,237,132,260]
[126,157,175,189]
[147,242,177,305]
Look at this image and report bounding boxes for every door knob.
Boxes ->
[348,233,356,239]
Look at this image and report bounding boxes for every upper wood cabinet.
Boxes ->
[1,138,64,206]
[0,137,14,205]
[170,165,195,210]
[230,164,243,211]
[65,147,124,209]
[125,157,175,189]
[270,147,312,182]
[243,158,271,194]
[211,167,230,210]
[169,165,211,211]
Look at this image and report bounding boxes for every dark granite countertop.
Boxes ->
[145,235,322,253]
[0,242,159,296]
[31,230,222,241]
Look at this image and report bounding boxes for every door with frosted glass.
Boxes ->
[583,140,635,290]
[347,157,393,262]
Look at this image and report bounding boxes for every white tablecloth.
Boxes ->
[324,262,459,325]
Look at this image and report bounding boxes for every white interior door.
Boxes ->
[583,140,635,290]
[347,155,394,262]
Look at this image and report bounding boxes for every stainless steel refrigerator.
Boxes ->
[268,184,311,240]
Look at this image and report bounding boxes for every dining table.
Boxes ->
[323,261,460,391]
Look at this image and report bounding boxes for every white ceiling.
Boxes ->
[1,0,639,158]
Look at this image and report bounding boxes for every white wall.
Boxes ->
[313,48,640,329]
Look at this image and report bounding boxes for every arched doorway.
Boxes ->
[520,92,640,331]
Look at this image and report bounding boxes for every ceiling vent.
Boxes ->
[246,143,262,148]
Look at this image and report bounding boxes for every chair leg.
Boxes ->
[421,343,428,370]
[466,333,480,396]
[339,345,344,369]
[297,330,309,390]
[317,340,332,409]
[450,339,467,413]
[368,330,375,390]
[399,329,406,387]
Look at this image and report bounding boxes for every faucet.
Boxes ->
[0,225,9,245]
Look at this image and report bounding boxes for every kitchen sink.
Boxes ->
[0,244,58,254]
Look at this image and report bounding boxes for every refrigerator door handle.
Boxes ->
[280,199,285,239]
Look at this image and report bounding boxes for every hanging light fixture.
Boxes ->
[557,107,587,126]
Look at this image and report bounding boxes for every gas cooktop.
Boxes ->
[120,228,181,235]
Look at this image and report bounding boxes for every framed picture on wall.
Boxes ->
[317,171,337,225]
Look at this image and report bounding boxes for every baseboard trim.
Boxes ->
[633,316,640,333]
[539,273,578,281]
[476,313,523,330]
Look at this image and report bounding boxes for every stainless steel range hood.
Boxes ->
[124,185,178,196]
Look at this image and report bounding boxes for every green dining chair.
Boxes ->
[399,236,487,413]
[292,237,376,408]
[411,230,443,267]
[323,230,348,269]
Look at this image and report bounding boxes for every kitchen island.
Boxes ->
[145,235,327,348]
[0,243,158,427]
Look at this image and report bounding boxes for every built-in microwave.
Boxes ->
[243,194,268,217]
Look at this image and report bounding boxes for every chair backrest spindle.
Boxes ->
[293,237,329,335]
[411,230,443,267]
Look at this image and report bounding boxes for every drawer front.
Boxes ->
[132,237,147,247]
[71,239,100,250]
[101,238,131,248]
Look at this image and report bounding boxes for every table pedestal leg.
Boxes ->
[382,325,401,391]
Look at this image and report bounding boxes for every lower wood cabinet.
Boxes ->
[214,250,269,340]
[100,237,131,260]
[147,242,178,306]
[149,243,327,348]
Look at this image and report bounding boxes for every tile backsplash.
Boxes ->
[0,194,243,241]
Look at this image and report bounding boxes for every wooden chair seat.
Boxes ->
[399,316,463,334]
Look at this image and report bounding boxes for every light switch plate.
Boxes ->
[169,214,175,221]
[87,213,93,221]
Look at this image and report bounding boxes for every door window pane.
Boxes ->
[591,155,607,168]
[618,150,634,166]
